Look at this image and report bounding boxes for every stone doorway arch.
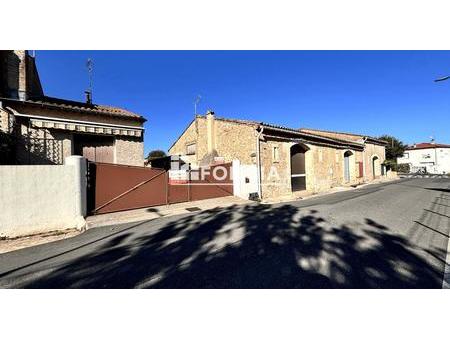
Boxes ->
[344,150,353,183]
[372,155,380,178]
[290,143,308,192]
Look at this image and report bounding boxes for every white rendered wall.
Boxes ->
[232,160,258,200]
[398,148,450,174]
[0,156,87,238]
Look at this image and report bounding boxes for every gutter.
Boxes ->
[362,136,367,181]
[255,126,264,200]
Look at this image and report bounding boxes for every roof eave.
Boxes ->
[1,97,145,123]
[261,124,365,149]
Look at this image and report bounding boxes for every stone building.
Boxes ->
[0,50,145,166]
[169,111,387,200]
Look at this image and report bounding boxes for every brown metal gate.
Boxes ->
[87,162,233,215]
[168,162,233,204]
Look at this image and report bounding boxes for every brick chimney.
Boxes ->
[0,50,43,101]
[206,110,216,153]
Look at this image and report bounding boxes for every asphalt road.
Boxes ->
[1,178,449,288]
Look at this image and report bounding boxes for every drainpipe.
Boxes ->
[362,137,367,181]
[255,126,264,200]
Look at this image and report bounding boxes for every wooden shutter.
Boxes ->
[358,161,364,178]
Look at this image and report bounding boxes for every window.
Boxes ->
[186,143,196,155]
[273,145,280,162]
[402,153,409,159]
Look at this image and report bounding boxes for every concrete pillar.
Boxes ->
[65,155,87,218]
[232,159,241,198]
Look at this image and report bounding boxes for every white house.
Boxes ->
[397,142,450,174]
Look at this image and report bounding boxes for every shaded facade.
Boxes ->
[0,50,146,166]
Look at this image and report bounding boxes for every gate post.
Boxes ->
[187,164,191,202]
[232,159,241,197]
[165,171,169,205]
[64,155,87,219]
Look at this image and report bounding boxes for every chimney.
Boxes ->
[1,50,43,100]
[16,51,27,101]
[0,51,28,100]
[206,110,216,153]
[85,90,92,105]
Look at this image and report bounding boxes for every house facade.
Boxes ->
[0,50,145,166]
[169,111,387,200]
[397,142,450,174]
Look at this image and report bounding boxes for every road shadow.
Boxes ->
[424,188,450,193]
[9,202,444,289]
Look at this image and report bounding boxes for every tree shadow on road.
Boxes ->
[16,203,444,288]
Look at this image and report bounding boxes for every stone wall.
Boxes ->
[260,139,292,199]
[169,117,257,166]
[363,142,386,178]
[115,136,144,166]
[169,119,201,164]
[215,119,256,165]
[168,113,386,200]
[259,138,366,200]
[0,108,9,132]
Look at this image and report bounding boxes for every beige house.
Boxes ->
[169,111,387,200]
[0,50,145,166]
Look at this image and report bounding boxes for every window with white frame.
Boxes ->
[186,143,196,155]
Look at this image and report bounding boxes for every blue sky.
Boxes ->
[35,51,450,155]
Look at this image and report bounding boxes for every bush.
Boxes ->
[383,159,398,171]
[397,163,410,173]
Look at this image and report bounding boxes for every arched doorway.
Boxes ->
[290,144,308,192]
[344,150,353,183]
[372,156,380,178]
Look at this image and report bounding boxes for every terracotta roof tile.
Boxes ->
[3,96,146,122]
[407,142,450,150]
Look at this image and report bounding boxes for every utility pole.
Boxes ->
[433,75,448,173]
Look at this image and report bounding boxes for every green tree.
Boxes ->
[379,135,407,171]
[146,149,167,160]
[379,135,407,161]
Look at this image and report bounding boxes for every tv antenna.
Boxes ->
[194,95,201,116]
[85,58,93,104]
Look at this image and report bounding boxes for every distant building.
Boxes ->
[0,50,146,166]
[397,142,450,174]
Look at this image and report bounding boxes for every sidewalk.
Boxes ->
[262,176,400,204]
[86,196,252,229]
[0,229,80,254]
